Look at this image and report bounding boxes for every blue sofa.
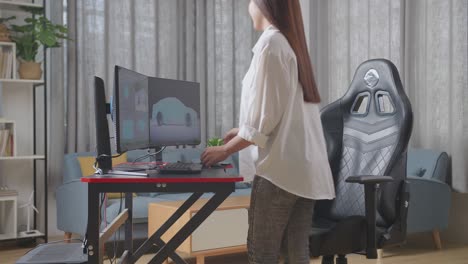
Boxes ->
[56,148,251,242]
[406,148,451,248]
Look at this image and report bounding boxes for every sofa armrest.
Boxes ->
[407,176,451,233]
[56,180,89,236]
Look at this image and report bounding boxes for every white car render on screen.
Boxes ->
[150,97,200,145]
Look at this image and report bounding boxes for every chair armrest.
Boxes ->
[346,175,394,184]
[345,175,393,259]
[56,180,89,236]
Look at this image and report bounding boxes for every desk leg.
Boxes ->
[149,191,231,264]
[87,184,101,264]
[132,193,203,264]
[124,192,133,259]
[196,256,205,264]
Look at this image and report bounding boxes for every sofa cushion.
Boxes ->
[77,154,127,176]
[63,152,96,183]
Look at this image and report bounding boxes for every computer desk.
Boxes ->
[81,168,243,264]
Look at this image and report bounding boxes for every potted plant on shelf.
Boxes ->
[10,7,69,80]
[0,16,16,42]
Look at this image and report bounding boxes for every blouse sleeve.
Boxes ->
[238,47,291,148]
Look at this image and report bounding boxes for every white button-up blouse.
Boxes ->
[238,25,335,200]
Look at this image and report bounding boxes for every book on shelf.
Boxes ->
[0,47,14,79]
[0,129,12,157]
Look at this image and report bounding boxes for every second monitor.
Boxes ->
[148,77,201,147]
[114,66,201,153]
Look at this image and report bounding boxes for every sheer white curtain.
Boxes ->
[405,0,468,193]
[59,0,468,192]
[65,0,258,154]
[308,0,468,193]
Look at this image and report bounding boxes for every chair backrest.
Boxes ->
[320,59,413,227]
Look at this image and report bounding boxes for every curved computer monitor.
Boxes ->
[114,66,150,153]
[113,66,201,153]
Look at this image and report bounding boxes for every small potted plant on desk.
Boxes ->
[207,137,224,147]
[10,7,69,80]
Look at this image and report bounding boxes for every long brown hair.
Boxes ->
[253,0,320,103]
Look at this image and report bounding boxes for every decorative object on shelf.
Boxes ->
[18,191,42,238]
[10,6,69,80]
[0,16,15,42]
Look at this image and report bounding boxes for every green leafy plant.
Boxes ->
[10,7,69,62]
[207,138,224,147]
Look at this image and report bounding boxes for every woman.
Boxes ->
[201,0,335,263]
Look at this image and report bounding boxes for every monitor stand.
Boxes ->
[149,147,163,162]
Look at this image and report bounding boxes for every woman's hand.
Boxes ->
[223,128,240,144]
[201,146,230,167]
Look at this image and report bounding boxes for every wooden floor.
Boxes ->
[2,239,468,264]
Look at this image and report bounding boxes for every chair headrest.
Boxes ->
[341,59,412,123]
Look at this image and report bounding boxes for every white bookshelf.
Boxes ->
[0,3,48,242]
[0,0,43,8]
[0,155,45,160]
[0,42,14,47]
[0,79,44,84]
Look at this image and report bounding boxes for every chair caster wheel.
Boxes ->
[322,255,334,264]
[336,255,348,264]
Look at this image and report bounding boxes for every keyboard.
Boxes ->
[113,163,158,172]
[159,162,203,174]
